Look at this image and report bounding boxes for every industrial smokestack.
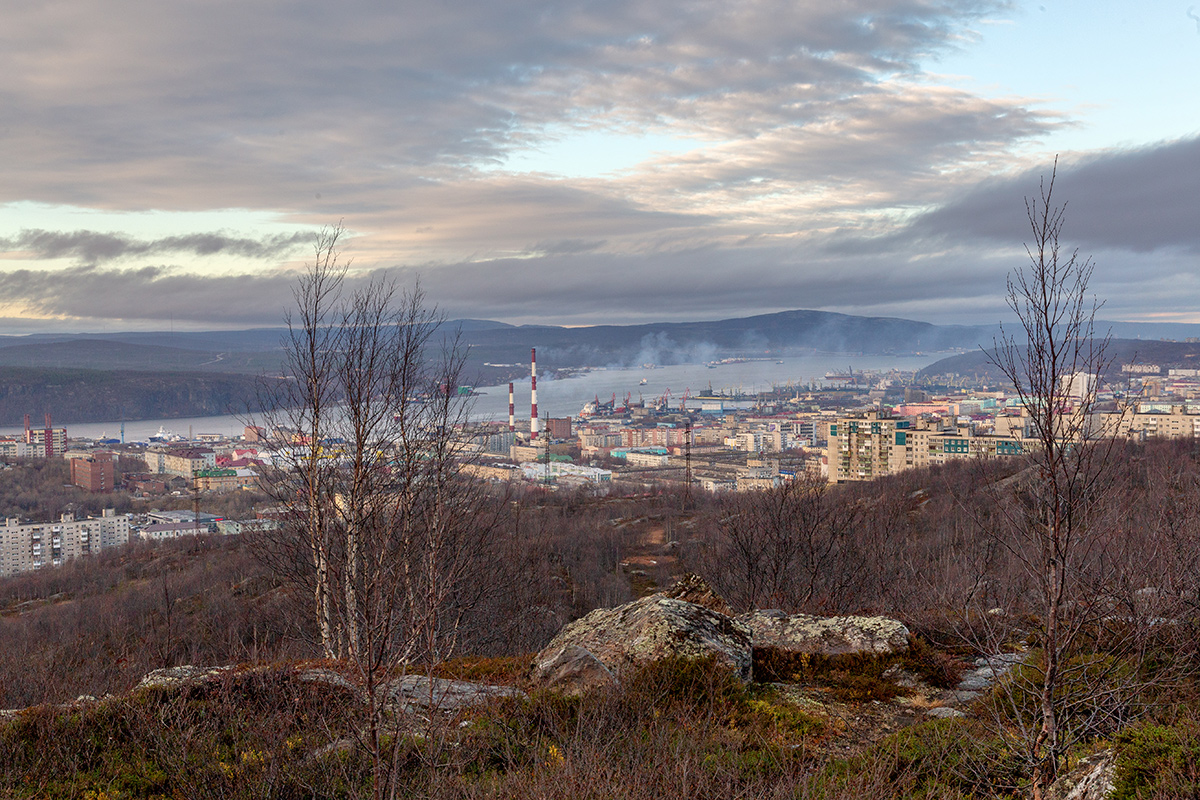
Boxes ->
[530,348,539,440]
[508,382,515,432]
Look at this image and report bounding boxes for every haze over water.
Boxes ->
[1,353,939,442]
[471,353,936,421]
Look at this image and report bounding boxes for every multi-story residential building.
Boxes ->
[21,421,67,458]
[1100,404,1200,440]
[0,437,31,459]
[545,418,573,439]
[619,426,691,449]
[827,411,1030,482]
[0,509,129,577]
[69,451,115,493]
[623,449,670,467]
[146,446,217,478]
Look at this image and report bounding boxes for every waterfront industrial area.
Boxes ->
[8,339,1200,580]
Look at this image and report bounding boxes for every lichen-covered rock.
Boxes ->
[924,706,965,719]
[1044,749,1115,800]
[532,644,618,695]
[657,573,733,616]
[296,667,356,691]
[382,675,526,713]
[738,610,910,657]
[532,596,753,685]
[137,665,232,690]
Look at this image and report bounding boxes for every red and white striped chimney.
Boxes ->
[508,382,515,432]
[530,348,539,440]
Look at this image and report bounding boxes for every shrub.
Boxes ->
[1111,721,1200,800]
[753,648,910,703]
[812,718,1025,799]
[901,637,967,690]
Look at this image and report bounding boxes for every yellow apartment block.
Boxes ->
[827,412,1030,482]
[1100,405,1200,440]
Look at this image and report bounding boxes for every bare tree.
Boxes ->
[253,227,509,799]
[979,161,1140,797]
[259,225,347,658]
[699,473,861,613]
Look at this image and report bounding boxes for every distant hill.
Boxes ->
[458,310,997,369]
[5,312,1196,423]
[0,339,282,374]
[917,339,1200,383]
[0,312,997,381]
[0,367,268,425]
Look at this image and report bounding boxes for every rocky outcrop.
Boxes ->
[137,665,232,690]
[1045,749,1115,800]
[531,644,618,694]
[133,664,520,715]
[531,595,753,687]
[658,573,733,616]
[950,653,1025,703]
[738,610,910,657]
[382,675,526,713]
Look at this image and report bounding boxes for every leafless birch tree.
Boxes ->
[253,226,508,799]
[977,162,1151,797]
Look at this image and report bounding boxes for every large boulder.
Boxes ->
[738,610,910,657]
[532,596,753,688]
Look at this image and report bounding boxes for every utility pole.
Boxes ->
[543,412,552,488]
[682,397,693,506]
[192,484,201,537]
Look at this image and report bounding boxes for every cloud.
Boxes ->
[0,265,297,326]
[4,0,1184,330]
[909,136,1200,254]
[0,0,1027,218]
[0,230,309,265]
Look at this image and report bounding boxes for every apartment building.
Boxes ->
[146,446,217,478]
[193,467,258,493]
[827,411,1029,483]
[1100,404,1200,440]
[0,437,31,459]
[70,451,115,492]
[0,509,130,577]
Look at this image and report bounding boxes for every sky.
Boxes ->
[0,0,1197,332]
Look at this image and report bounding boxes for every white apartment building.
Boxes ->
[0,509,130,577]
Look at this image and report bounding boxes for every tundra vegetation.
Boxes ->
[3,444,1200,799]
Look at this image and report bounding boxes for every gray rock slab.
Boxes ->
[738,611,910,657]
[532,644,618,695]
[925,706,965,719]
[384,675,526,713]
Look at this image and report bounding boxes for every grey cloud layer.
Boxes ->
[910,137,1200,254]
[0,0,1021,214]
[0,266,297,325]
[0,230,309,265]
[3,0,1192,328]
